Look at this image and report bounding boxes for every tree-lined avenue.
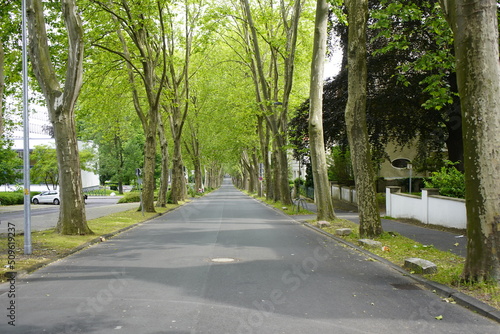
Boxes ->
[0,178,497,333]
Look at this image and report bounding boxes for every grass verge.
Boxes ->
[314,218,499,311]
[0,205,177,282]
[248,193,314,215]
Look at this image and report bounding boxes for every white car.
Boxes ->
[32,190,60,205]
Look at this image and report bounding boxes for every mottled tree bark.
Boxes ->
[170,134,187,204]
[345,0,382,238]
[156,116,169,208]
[27,0,91,234]
[308,0,335,221]
[439,0,500,283]
[256,116,272,198]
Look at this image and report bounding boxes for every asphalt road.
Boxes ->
[0,197,139,233]
[0,179,498,333]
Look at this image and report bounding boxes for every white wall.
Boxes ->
[386,187,466,230]
[331,185,357,204]
[427,195,467,229]
[82,170,100,189]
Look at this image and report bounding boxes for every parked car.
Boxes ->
[32,190,60,205]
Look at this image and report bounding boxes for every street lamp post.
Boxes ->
[22,0,32,254]
[408,163,413,194]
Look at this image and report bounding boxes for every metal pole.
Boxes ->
[22,0,32,254]
[408,164,413,194]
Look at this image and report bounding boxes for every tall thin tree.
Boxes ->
[308,0,335,221]
[345,0,382,237]
[27,0,92,234]
[439,0,500,283]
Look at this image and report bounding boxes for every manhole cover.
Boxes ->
[210,257,237,263]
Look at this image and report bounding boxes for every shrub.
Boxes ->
[188,187,201,197]
[292,178,304,198]
[424,161,465,198]
[118,192,141,203]
[328,147,354,185]
[0,192,25,205]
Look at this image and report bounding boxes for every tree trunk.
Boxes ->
[252,150,261,196]
[194,161,203,192]
[112,17,160,214]
[240,0,300,206]
[184,119,203,194]
[207,163,221,189]
[27,0,92,235]
[54,112,90,234]
[242,163,249,191]
[308,0,336,221]
[241,151,255,193]
[277,135,292,205]
[257,115,273,199]
[156,116,169,208]
[440,0,500,283]
[345,0,382,238]
[141,122,157,212]
[170,138,186,204]
[271,145,280,201]
[113,134,125,194]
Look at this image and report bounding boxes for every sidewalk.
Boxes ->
[293,199,467,257]
[0,199,138,233]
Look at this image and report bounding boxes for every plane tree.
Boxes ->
[307,0,336,221]
[27,0,92,234]
[344,0,382,237]
[88,0,170,212]
[161,0,218,204]
[76,59,144,194]
[439,0,500,283]
[236,0,308,205]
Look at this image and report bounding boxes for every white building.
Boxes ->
[6,107,100,191]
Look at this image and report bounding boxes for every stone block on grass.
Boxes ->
[317,221,331,228]
[336,228,352,236]
[404,258,438,274]
[358,239,382,248]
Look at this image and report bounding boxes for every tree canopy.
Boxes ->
[290,0,462,172]
[0,139,22,185]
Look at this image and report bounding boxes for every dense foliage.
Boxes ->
[424,161,465,198]
[290,0,461,173]
[0,139,22,185]
[328,147,353,185]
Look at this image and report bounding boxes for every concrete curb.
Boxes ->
[302,222,500,324]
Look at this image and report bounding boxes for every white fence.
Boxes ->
[331,185,357,205]
[385,187,466,230]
